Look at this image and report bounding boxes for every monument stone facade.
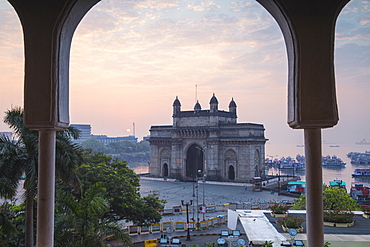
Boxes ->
[148,94,267,182]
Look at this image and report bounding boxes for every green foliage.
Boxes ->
[0,202,17,246]
[80,139,150,163]
[323,210,354,223]
[293,186,359,211]
[277,216,305,228]
[292,195,306,210]
[323,186,358,211]
[324,241,331,247]
[268,203,290,214]
[360,205,370,214]
[262,240,273,247]
[77,151,166,226]
[204,241,216,247]
[0,107,83,246]
[80,139,108,153]
[55,183,131,247]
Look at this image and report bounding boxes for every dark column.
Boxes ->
[8,0,100,246]
[255,1,350,246]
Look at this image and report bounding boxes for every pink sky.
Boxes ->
[0,0,369,150]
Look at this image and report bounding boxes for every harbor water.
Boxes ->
[266,143,370,186]
[132,143,370,192]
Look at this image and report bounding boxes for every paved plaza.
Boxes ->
[131,177,370,247]
[139,177,294,210]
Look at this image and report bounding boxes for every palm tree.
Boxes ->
[55,183,131,247]
[0,107,83,247]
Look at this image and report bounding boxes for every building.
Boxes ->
[71,124,138,144]
[148,94,268,182]
[70,124,92,142]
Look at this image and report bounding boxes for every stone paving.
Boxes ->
[131,177,370,247]
[139,177,295,210]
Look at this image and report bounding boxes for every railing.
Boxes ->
[127,201,293,235]
[128,215,228,235]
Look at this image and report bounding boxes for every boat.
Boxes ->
[355,139,370,145]
[350,182,370,204]
[352,167,370,178]
[322,155,346,167]
[287,181,306,194]
[265,154,346,169]
[328,180,346,190]
[269,156,305,170]
[347,151,370,165]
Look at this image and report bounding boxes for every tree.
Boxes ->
[0,202,18,246]
[77,151,166,225]
[0,107,83,246]
[80,139,107,153]
[293,186,359,211]
[55,183,131,247]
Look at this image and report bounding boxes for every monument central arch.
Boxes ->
[186,144,204,178]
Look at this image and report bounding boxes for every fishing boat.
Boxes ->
[352,167,370,178]
[287,181,306,194]
[350,182,370,204]
[328,180,346,190]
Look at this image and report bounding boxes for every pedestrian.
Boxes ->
[248,241,254,246]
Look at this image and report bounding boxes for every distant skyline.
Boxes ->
[0,0,369,150]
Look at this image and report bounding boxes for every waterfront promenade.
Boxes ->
[130,177,370,247]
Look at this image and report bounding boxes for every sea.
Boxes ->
[131,143,370,188]
[266,143,370,187]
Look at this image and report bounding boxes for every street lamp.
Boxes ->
[181,200,193,241]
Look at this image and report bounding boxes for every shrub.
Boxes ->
[360,205,370,214]
[277,216,305,228]
[323,210,354,223]
[268,203,290,214]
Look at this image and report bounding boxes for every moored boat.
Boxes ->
[322,155,346,167]
[347,151,370,165]
[350,182,370,205]
[352,167,370,178]
[329,180,346,191]
[287,181,306,194]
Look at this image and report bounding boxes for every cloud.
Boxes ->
[187,0,220,12]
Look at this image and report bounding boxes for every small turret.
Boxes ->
[173,96,181,115]
[194,100,202,113]
[209,93,218,113]
[229,98,237,115]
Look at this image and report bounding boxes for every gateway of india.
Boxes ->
[148,94,268,182]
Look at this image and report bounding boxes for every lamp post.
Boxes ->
[181,200,193,241]
[195,146,207,222]
[202,172,206,221]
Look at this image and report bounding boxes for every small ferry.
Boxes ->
[328,180,346,190]
[352,167,370,178]
[322,155,346,167]
[287,181,306,194]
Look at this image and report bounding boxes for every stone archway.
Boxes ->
[186,144,203,178]
[163,163,169,177]
[254,149,261,177]
[228,165,235,180]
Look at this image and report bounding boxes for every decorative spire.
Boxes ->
[194,100,202,113]
[210,93,218,113]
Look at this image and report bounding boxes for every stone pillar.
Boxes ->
[256,1,350,246]
[8,1,100,246]
[37,131,56,246]
[304,129,324,247]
